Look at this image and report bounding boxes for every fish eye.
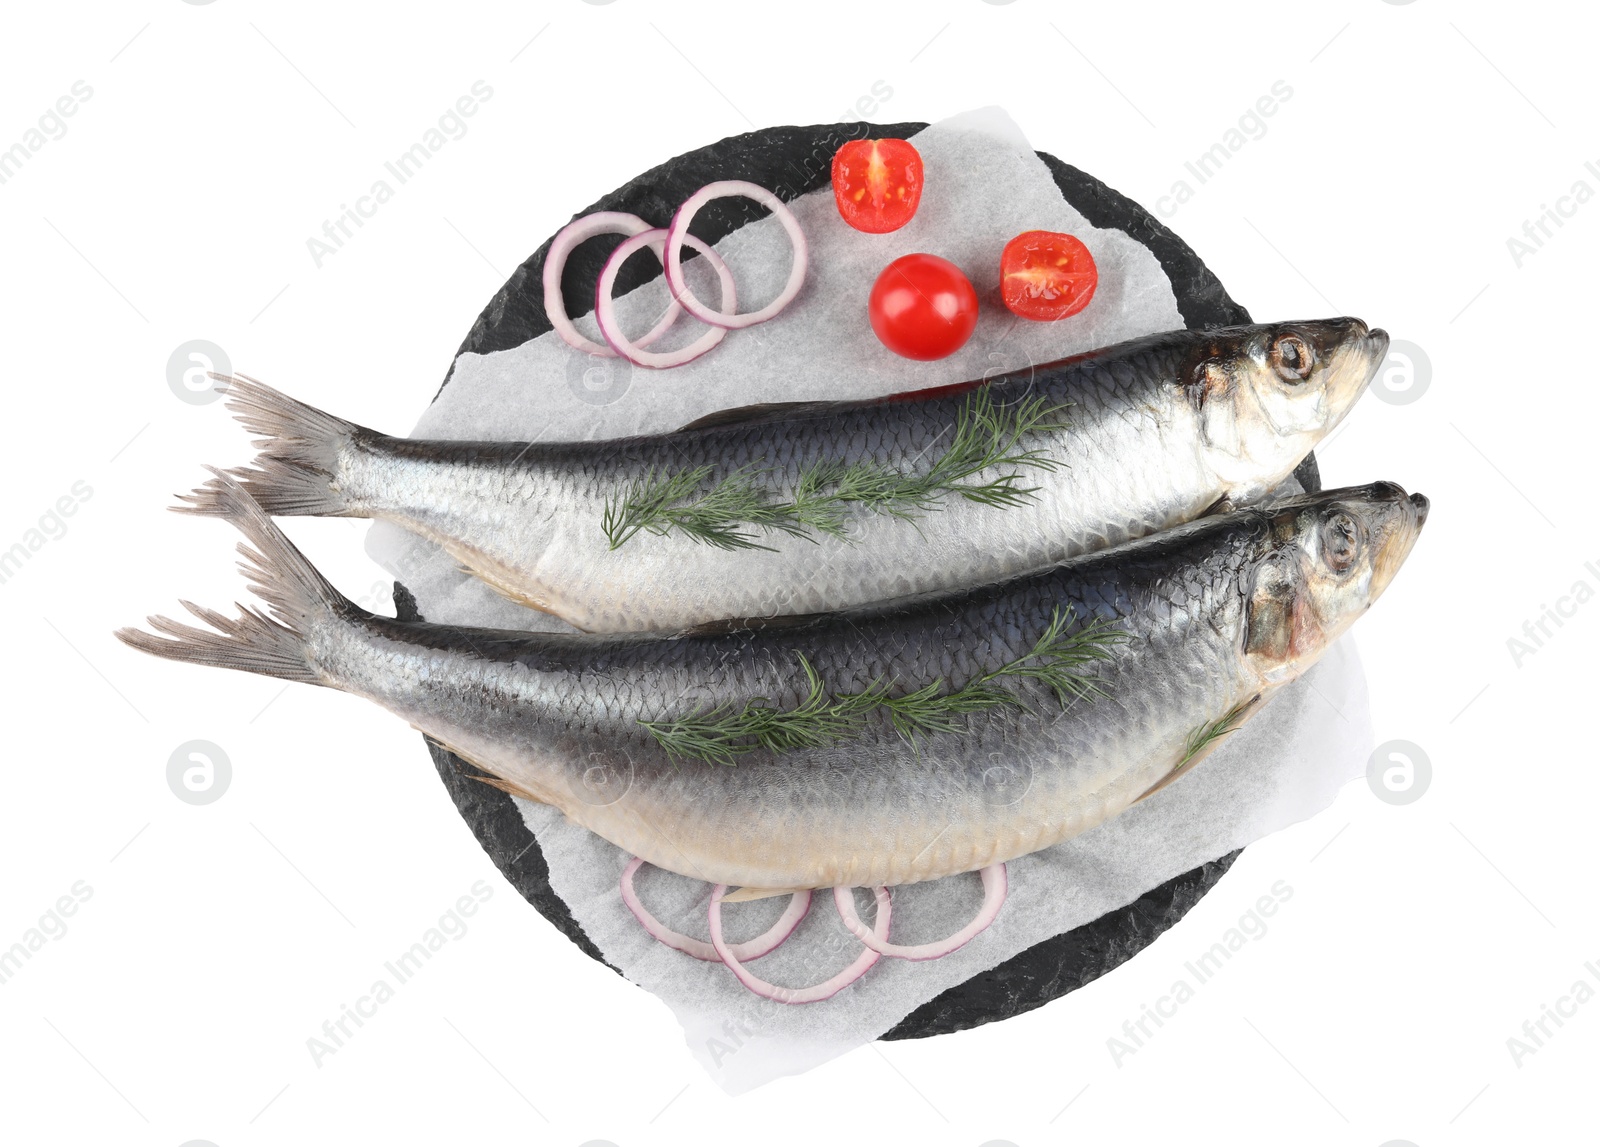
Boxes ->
[1270,334,1314,383]
[1321,510,1363,573]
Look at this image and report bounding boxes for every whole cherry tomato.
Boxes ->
[999,230,1098,321]
[868,253,979,361]
[832,138,924,234]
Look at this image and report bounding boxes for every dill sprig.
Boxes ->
[640,607,1126,766]
[1176,696,1258,771]
[602,389,1069,551]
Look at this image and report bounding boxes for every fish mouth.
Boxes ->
[1333,317,1390,381]
[1361,480,1428,600]
[1364,326,1392,375]
[1302,318,1390,428]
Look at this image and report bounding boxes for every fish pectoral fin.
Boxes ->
[1133,692,1269,804]
[472,773,550,805]
[420,730,551,805]
[720,885,811,903]
[675,611,834,638]
[1132,761,1191,804]
[1202,493,1237,517]
[675,401,833,432]
[430,542,595,632]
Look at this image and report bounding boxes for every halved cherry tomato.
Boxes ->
[831,138,923,234]
[869,253,979,361]
[1000,230,1098,321]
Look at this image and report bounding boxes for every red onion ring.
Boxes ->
[833,863,1007,961]
[664,180,807,330]
[542,212,683,357]
[620,857,811,963]
[710,884,891,1005]
[595,228,736,368]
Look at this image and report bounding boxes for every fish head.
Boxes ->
[1243,481,1428,685]
[1191,318,1389,501]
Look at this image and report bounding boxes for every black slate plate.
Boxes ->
[399,120,1318,1041]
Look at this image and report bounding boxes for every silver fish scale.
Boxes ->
[319,513,1266,890]
[349,337,1221,632]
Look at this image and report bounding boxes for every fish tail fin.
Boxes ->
[175,374,368,517]
[116,472,363,685]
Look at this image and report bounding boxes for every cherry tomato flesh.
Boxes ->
[999,230,1098,321]
[832,138,924,234]
[868,253,979,361]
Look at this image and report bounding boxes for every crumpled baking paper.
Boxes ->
[365,108,1374,1093]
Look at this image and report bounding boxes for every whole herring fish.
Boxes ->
[187,319,1387,634]
[118,475,1427,892]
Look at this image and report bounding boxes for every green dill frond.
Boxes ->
[1177,697,1256,770]
[641,605,1125,764]
[603,389,1071,549]
[640,654,880,765]
[603,465,781,552]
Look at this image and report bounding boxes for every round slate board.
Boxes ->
[398,121,1320,1041]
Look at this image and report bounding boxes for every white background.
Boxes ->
[0,1,1593,1144]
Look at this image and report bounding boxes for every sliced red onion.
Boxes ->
[710,884,891,1005]
[542,212,682,356]
[664,180,807,330]
[595,228,737,368]
[620,857,810,963]
[833,863,1007,961]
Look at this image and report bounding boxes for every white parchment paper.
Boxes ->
[365,109,1373,1093]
